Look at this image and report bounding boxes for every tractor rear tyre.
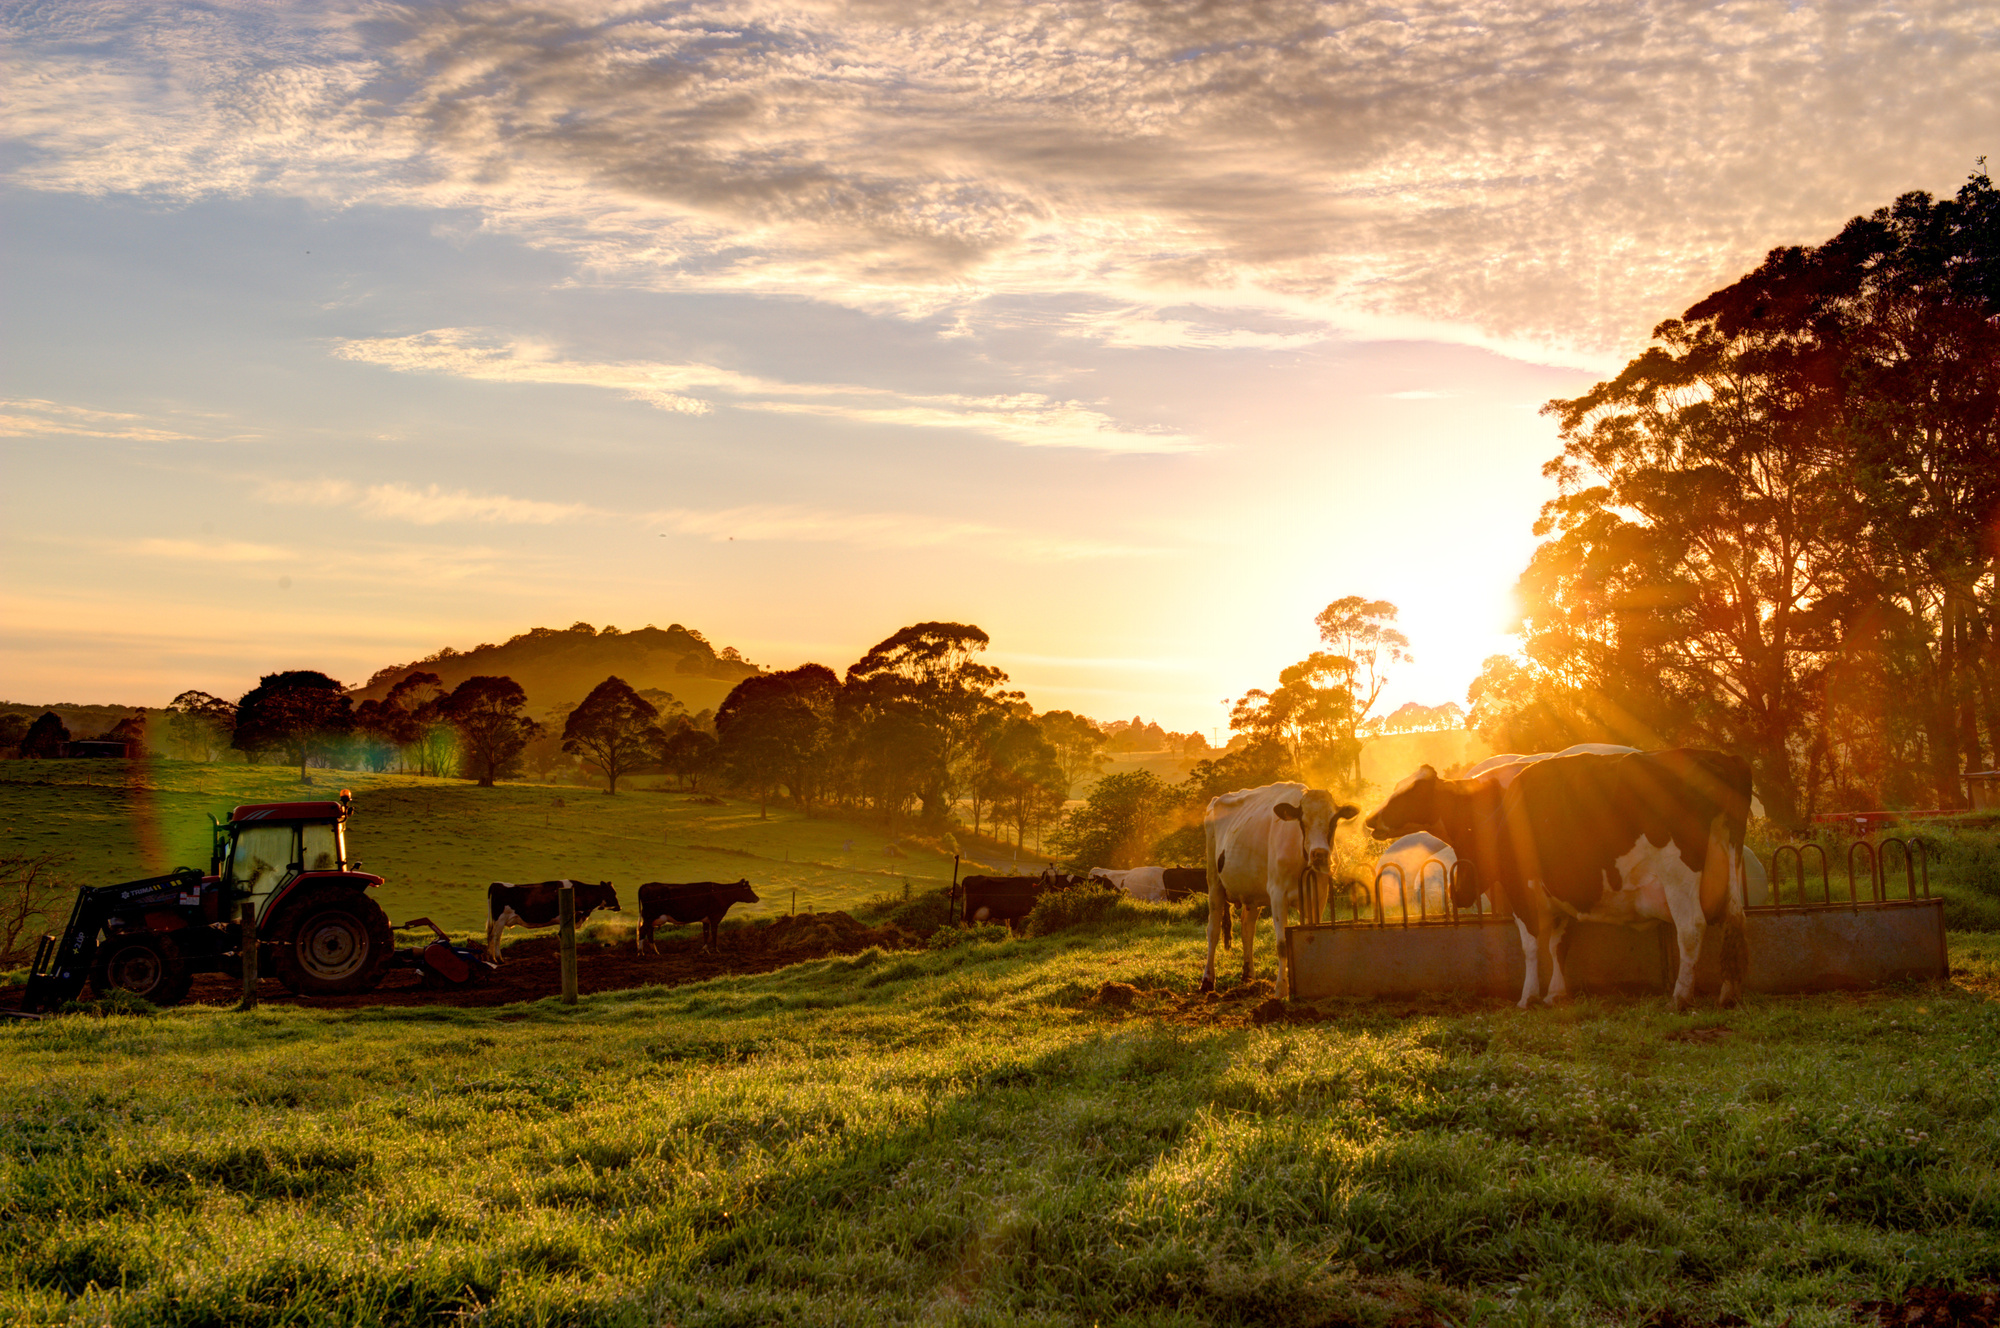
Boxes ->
[270,884,392,996]
[91,933,192,1007]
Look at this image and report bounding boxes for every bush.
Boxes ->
[927,923,1009,950]
[1024,886,1121,936]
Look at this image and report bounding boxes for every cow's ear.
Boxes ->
[1336,803,1359,821]
[1273,802,1302,821]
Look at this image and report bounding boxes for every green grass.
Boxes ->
[0,760,965,936]
[3,907,1998,1326]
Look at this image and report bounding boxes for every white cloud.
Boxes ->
[132,538,294,563]
[257,477,598,525]
[0,398,207,442]
[333,328,1194,452]
[6,0,1992,358]
[652,504,1157,560]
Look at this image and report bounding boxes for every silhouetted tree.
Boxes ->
[167,691,236,763]
[844,622,1020,822]
[234,671,354,781]
[19,713,67,760]
[1050,770,1172,872]
[658,726,718,791]
[0,714,27,758]
[562,676,660,794]
[1036,710,1108,798]
[440,676,541,787]
[715,665,840,817]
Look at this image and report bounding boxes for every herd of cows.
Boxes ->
[484,742,1763,1013]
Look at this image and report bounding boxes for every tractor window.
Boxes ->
[228,825,295,895]
[301,823,339,872]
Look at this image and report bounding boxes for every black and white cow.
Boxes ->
[636,879,760,953]
[485,880,621,962]
[1365,748,1752,1011]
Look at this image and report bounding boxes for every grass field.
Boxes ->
[0,761,985,938]
[3,902,1997,1326]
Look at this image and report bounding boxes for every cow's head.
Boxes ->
[1272,788,1360,873]
[1365,766,1441,842]
[584,880,621,912]
[726,878,759,904]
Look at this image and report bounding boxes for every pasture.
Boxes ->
[4,899,1999,1326]
[0,761,973,939]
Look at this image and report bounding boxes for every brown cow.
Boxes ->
[485,880,621,962]
[637,879,760,953]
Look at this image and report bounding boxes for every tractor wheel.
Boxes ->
[269,885,392,996]
[91,933,192,1007]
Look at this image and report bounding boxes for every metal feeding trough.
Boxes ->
[1286,838,1948,1001]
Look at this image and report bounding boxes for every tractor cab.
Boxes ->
[210,790,376,923]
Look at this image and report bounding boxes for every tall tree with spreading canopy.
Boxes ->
[715,665,841,816]
[1518,167,1999,823]
[844,622,1020,822]
[562,676,662,794]
[439,676,541,787]
[167,691,236,763]
[234,671,354,781]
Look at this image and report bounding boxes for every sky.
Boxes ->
[4,0,1996,737]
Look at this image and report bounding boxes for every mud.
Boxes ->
[5,911,923,1014]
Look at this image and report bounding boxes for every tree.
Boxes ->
[167,691,236,763]
[19,712,69,760]
[985,716,1067,851]
[439,676,541,787]
[234,672,354,780]
[1050,770,1173,872]
[657,726,718,791]
[1036,710,1108,798]
[100,713,148,755]
[0,714,26,757]
[1518,168,2000,822]
[1314,597,1410,775]
[715,665,840,816]
[562,676,662,794]
[844,622,1021,822]
[0,851,69,962]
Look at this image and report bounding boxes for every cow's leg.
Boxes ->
[1200,882,1228,993]
[1709,816,1748,1009]
[1240,900,1258,985]
[486,907,520,964]
[1543,914,1573,1004]
[1514,915,1542,1009]
[1663,853,1707,1013]
[1267,880,1291,998]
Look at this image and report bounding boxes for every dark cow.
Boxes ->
[1365,748,1752,1011]
[486,879,621,962]
[637,879,760,953]
[1160,867,1207,900]
[959,869,1087,930]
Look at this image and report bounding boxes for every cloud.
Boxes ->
[334,328,1194,452]
[0,398,207,442]
[652,504,1157,560]
[258,477,598,525]
[5,1,1995,357]
[133,538,294,563]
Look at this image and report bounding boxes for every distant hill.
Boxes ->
[348,622,762,717]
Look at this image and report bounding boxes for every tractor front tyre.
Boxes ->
[270,885,392,996]
[91,933,193,1007]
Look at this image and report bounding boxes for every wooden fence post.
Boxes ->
[236,902,258,1011]
[558,882,578,1006]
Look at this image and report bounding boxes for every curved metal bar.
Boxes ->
[1878,837,1926,901]
[1845,840,1878,907]
[1372,863,1403,930]
[1418,857,1450,925]
[1770,845,1802,909]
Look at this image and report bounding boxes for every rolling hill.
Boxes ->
[346,621,762,716]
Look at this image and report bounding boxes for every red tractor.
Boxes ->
[22,790,404,1010]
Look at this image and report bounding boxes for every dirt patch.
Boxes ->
[2,911,921,1014]
[1854,1286,2000,1327]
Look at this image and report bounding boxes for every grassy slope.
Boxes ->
[2,914,1997,1327]
[0,762,962,937]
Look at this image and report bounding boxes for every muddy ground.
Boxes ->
[7,911,925,1014]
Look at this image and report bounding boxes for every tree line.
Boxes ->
[1471,167,1999,825]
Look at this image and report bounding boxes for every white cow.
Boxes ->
[1088,865,1168,901]
[1201,783,1359,996]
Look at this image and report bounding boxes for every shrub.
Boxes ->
[1024,886,1121,936]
